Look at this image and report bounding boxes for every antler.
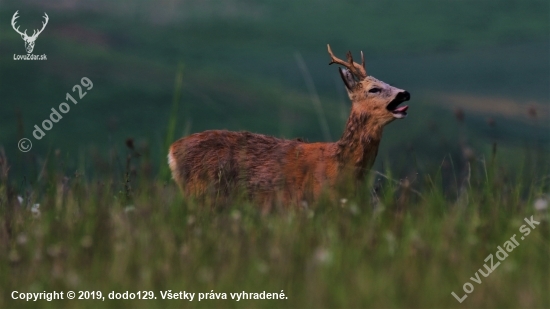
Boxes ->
[11,11,49,39]
[11,11,28,37]
[29,13,49,39]
[327,44,367,80]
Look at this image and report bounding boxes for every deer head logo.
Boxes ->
[11,11,49,54]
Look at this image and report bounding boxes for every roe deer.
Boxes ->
[168,44,410,208]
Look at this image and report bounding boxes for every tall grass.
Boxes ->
[159,62,185,181]
[0,139,548,309]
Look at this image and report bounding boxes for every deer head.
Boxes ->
[11,11,49,54]
[328,44,410,127]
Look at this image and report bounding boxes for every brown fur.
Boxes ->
[168,46,410,208]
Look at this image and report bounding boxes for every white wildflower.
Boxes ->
[31,203,40,218]
[231,210,241,221]
[314,247,332,265]
[340,198,348,206]
[349,203,360,215]
[16,233,27,245]
[534,197,548,211]
[385,232,396,255]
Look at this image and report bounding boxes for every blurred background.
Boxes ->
[1,0,548,180]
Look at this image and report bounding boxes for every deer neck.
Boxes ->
[335,111,383,178]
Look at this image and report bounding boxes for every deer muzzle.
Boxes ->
[387,91,411,119]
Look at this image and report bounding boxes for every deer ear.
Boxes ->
[339,68,356,90]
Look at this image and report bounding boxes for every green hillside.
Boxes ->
[0,0,548,175]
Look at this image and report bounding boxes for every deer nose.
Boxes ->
[396,91,410,102]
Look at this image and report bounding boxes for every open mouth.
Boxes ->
[386,92,410,119]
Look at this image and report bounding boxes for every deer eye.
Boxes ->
[368,88,381,93]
